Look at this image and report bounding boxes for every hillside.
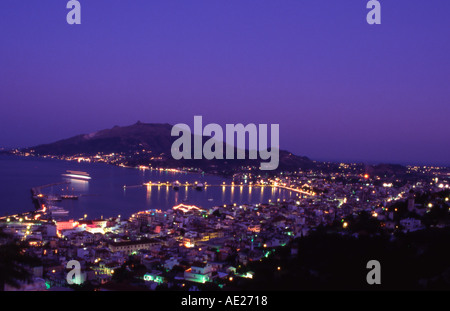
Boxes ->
[24,122,317,174]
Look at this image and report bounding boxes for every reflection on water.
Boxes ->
[146,184,151,204]
[0,155,298,220]
[142,183,296,213]
[174,190,179,206]
[63,178,89,193]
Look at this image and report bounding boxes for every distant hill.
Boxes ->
[24,122,317,174]
[28,122,175,156]
[365,163,408,177]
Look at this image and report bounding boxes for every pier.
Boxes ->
[30,181,72,216]
[0,182,70,221]
[31,181,70,198]
[134,181,315,196]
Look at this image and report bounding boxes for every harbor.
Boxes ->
[30,182,72,218]
[0,156,300,220]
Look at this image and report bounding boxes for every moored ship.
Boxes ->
[60,194,79,200]
[48,206,69,216]
[194,182,204,190]
[172,181,181,190]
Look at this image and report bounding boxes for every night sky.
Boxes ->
[0,1,449,166]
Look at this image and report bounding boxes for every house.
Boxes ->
[184,262,213,283]
[163,257,180,271]
[384,221,396,230]
[108,238,159,254]
[143,270,164,285]
[400,218,423,232]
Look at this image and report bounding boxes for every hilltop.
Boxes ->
[23,121,317,175]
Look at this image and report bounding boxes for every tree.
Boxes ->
[0,229,42,290]
[111,265,134,283]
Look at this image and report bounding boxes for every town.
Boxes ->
[0,160,448,291]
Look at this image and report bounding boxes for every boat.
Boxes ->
[47,195,62,202]
[60,194,79,200]
[62,170,91,180]
[172,181,181,190]
[48,206,69,216]
[51,210,69,216]
[194,182,204,191]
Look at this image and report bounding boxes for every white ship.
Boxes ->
[172,181,181,190]
[194,182,204,190]
[47,195,61,202]
[62,170,91,180]
[48,206,69,216]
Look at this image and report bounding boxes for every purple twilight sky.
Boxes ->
[0,0,449,166]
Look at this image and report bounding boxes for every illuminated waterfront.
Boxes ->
[0,155,298,220]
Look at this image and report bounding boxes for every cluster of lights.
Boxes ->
[173,204,204,213]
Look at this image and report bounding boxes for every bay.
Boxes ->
[0,155,297,220]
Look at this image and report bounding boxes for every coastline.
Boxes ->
[0,154,305,221]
